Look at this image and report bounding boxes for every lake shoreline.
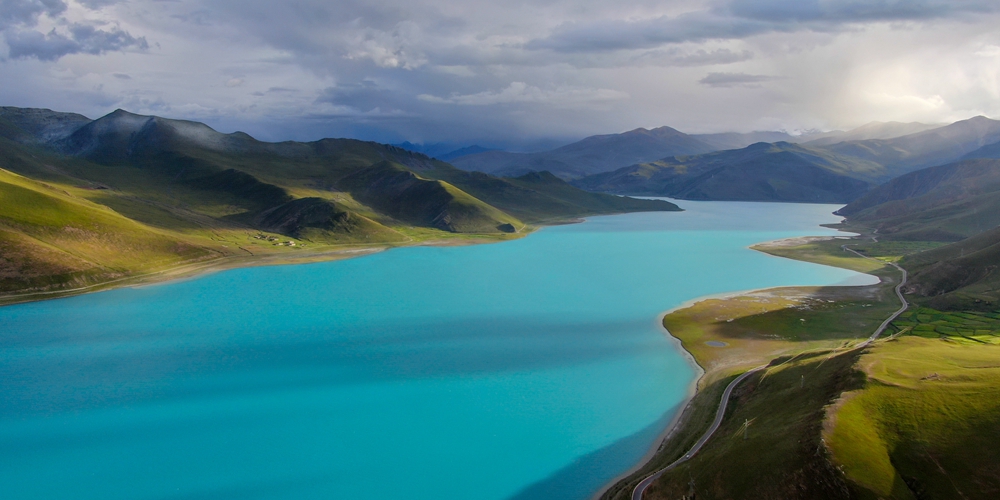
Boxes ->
[0,229,535,307]
[594,231,889,499]
[1,204,876,499]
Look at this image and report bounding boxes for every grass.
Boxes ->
[0,167,219,294]
[601,234,899,499]
[825,336,1000,499]
[752,237,888,274]
[645,347,865,500]
[890,307,1000,345]
[848,240,947,262]
[603,231,1000,499]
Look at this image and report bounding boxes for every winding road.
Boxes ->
[840,244,909,344]
[630,366,765,500]
[630,239,909,500]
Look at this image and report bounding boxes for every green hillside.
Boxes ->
[897,226,1000,310]
[338,161,524,233]
[0,166,216,294]
[0,106,675,298]
[837,159,1000,241]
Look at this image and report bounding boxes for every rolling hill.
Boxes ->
[0,106,677,297]
[900,225,1000,310]
[573,141,874,203]
[836,158,1000,241]
[448,126,716,179]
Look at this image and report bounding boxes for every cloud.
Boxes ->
[4,23,148,60]
[632,48,755,67]
[1,1,148,61]
[76,0,124,8]
[699,72,780,88]
[0,0,67,30]
[527,0,1000,53]
[4,1,1000,148]
[418,82,629,106]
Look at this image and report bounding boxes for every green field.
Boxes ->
[890,307,1000,345]
[826,336,1000,499]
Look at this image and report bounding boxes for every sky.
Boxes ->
[3,0,1000,150]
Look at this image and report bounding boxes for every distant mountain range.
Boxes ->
[449,126,717,179]
[443,119,954,182]
[572,141,875,203]
[802,121,943,146]
[0,106,675,296]
[566,116,1000,202]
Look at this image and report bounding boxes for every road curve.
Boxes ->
[631,365,766,500]
[630,242,909,500]
[841,244,909,344]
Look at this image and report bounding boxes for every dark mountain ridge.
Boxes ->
[574,141,874,203]
[835,158,1000,241]
[449,126,717,179]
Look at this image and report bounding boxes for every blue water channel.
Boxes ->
[0,200,877,499]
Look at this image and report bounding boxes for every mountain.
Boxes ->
[573,141,874,203]
[436,145,496,161]
[820,116,1000,181]
[691,131,798,150]
[392,141,461,159]
[0,107,677,296]
[0,156,216,294]
[0,106,91,144]
[962,139,1000,160]
[804,121,942,146]
[449,126,717,179]
[836,158,1000,241]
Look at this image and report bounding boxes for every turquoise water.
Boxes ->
[0,201,876,500]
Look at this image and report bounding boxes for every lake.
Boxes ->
[0,200,877,500]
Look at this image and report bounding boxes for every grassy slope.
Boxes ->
[606,232,1000,499]
[897,226,1000,311]
[836,159,1000,241]
[1,109,675,299]
[602,237,900,499]
[826,337,1000,499]
[421,168,680,222]
[646,348,864,500]
[0,166,217,293]
[337,160,523,233]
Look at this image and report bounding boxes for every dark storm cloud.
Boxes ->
[4,23,148,60]
[1,0,147,60]
[3,0,1000,148]
[528,0,1000,53]
[0,0,67,29]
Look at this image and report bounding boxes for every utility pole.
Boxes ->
[800,375,804,388]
